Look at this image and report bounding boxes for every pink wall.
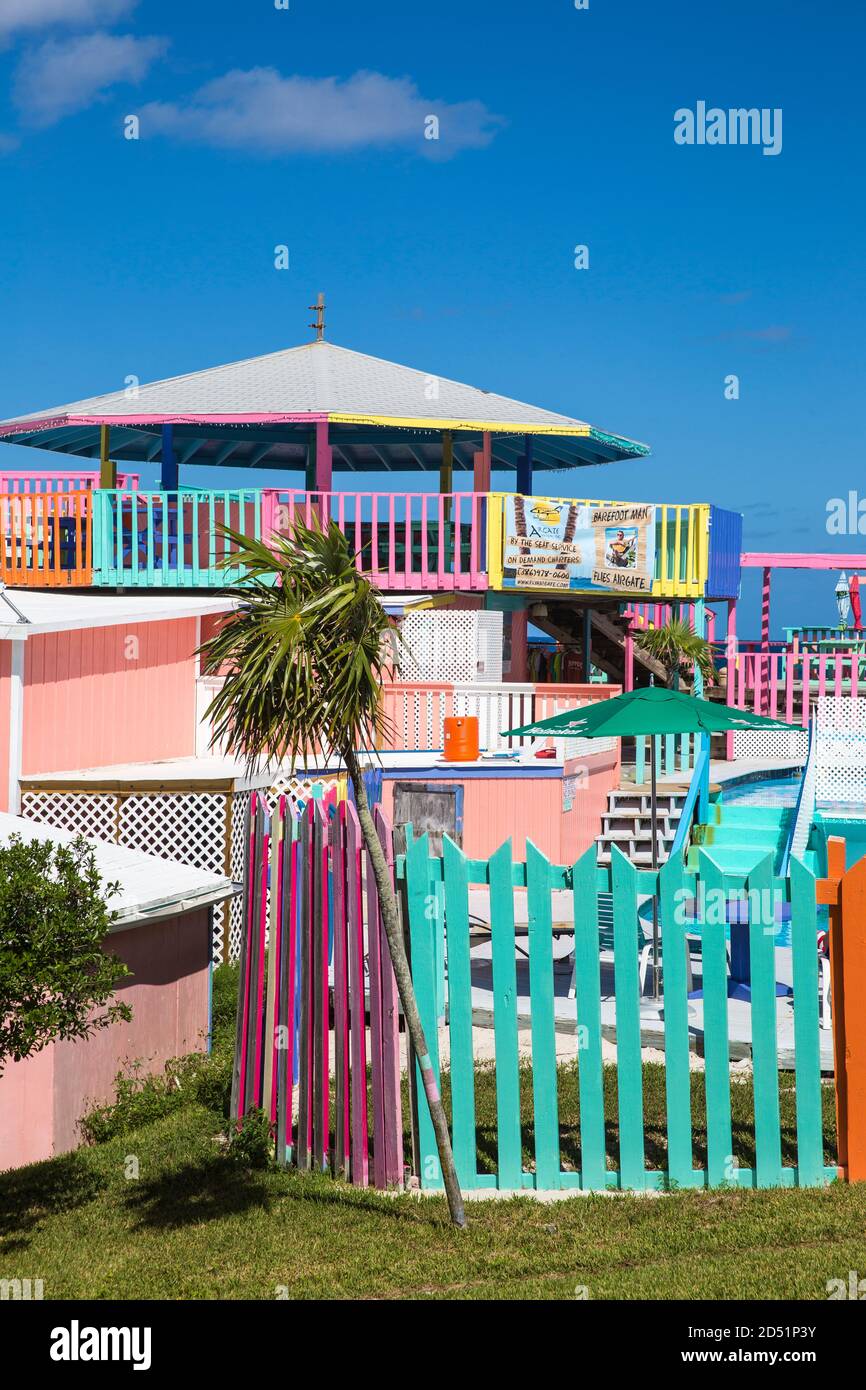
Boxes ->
[381,747,620,863]
[0,643,10,811]
[22,618,198,774]
[0,907,211,1171]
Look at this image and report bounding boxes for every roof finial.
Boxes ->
[309,292,326,341]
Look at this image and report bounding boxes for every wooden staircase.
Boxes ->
[596,787,687,867]
[528,599,668,686]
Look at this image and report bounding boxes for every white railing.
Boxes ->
[380,681,619,757]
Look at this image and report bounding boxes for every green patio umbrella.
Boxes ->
[503,686,802,997]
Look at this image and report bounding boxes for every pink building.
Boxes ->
[0,591,234,813]
[0,813,235,1171]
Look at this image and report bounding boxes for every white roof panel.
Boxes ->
[0,812,235,926]
[0,590,236,640]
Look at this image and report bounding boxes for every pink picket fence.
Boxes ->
[232,792,403,1186]
[261,489,487,591]
[0,469,139,493]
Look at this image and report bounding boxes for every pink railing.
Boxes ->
[626,601,717,642]
[261,489,486,592]
[728,649,865,723]
[0,469,139,493]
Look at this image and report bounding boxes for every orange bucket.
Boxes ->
[443,715,480,762]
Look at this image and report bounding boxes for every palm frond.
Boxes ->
[636,618,716,687]
[198,518,401,769]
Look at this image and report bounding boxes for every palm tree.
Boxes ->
[199,519,465,1228]
[635,618,716,690]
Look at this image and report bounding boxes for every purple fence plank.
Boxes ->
[346,803,370,1186]
[366,817,387,1188]
[331,804,351,1177]
[375,806,404,1186]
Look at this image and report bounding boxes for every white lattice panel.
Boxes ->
[732,728,809,760]
[815,697,866,803]
[400,610,503,683]
[21,792,118,841]
[21,789,233,966]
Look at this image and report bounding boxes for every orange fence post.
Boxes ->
[839,850,866,1181]
[817,835,866,1182]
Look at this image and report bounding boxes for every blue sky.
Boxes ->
[1,0,863,632]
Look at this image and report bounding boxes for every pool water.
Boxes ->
[720,771,866,875]
[721,775,801,808]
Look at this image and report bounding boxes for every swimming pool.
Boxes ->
[721,774,801,808]
[720,771,866,873]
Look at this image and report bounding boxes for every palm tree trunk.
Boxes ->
[344,749,465,1228]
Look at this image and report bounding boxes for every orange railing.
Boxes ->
[0,490,92,587]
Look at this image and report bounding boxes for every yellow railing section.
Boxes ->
[486,494,710,599]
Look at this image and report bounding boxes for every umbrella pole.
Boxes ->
[651,734,660,999]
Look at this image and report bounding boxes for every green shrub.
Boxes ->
[228,1108,273,1168]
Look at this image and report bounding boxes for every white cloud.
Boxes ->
[140,68,504,158]
[13,31,167,128]
[0,0,137,41]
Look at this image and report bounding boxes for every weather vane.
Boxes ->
[309,293,326,341]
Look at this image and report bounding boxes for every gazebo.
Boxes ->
[0,337,649,495]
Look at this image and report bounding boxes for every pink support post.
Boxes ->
[725,601,737,762]
[420,493,429,584]
[760,566,772,715]
[786,654,795,724]
[314,420,332,493]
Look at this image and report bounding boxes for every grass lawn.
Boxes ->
[1,966,862,1301]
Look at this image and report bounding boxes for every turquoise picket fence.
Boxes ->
[93,488,262,587]
[403,836,836,1193]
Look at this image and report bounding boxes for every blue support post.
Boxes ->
[160,424,178,491]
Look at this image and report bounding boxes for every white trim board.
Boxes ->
[0,591,237,640]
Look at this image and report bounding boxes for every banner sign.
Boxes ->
[501,497,657,594]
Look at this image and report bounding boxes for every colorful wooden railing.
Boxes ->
[728,648,866,723]
[93,488,262,587]
[405,835,837,1192]
[0,490,92,587]
[784,625,863,649]
[0,469,138,493]
[261,489,487,592]
[232,793,403,1186]
[0,485,729,600]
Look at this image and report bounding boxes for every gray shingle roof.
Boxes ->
[1,340,633,430]
[0,340,649,469]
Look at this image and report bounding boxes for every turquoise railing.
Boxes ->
[93,489,262,587]
[781,719,816,878]
[669,736,711,860]
[404,833,832,1192]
